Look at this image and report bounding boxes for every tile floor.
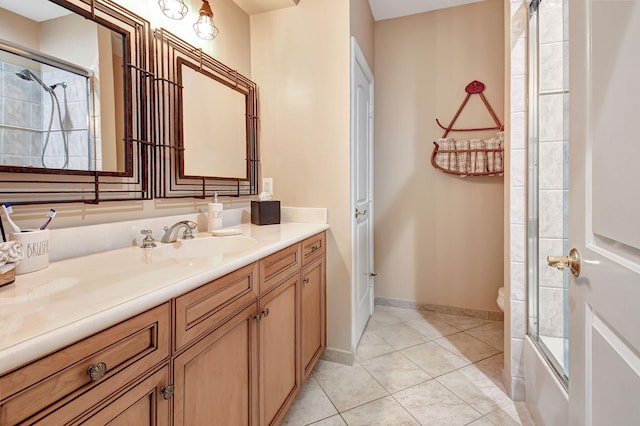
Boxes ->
[282,305,535,426]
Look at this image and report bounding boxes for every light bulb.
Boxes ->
[158,0,188,20]
[194,0,219,40]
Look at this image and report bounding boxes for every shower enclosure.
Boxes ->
[0,44,91,170]
[527,0,569,386]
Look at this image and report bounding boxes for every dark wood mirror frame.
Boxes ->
[153,28,259,199]
[0,0,153,205]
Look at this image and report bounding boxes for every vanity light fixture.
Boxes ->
[158,0,188,20]
[193,0,219,40]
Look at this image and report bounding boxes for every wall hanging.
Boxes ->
[431,80,504,177]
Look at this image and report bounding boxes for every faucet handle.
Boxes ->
[140,229,156,248]
[182,227,195,240]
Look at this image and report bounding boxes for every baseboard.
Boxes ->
[321,347,355,366]
[375,297,504,321]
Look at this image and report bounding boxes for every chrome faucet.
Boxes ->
[161,220,198,243]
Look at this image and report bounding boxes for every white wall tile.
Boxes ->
[511,36,526,76]
[539,0,564,44]
[510,300,526,338]
[538,190,564,239]
[510,186,526,225]
[510,224,526,263]
[510,149,526,187]
[539,42,564,92]
[539,94,564,142]
[510,112,526,150]
[511,75,526,113]
[538,238,565,288]
[510,261,526,301]
[511,338,525,377]
[538,142,564,190]
[539,287,564,337]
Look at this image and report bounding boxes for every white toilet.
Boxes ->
[497,286,505,311]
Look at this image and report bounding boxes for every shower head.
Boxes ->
[15,69,53,93]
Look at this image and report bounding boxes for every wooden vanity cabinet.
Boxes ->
[258,272,301,426]
[0,303,171,425]
[173,303,259,426]
[0,232,327,426]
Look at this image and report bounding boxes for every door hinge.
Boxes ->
[368,104,374,118]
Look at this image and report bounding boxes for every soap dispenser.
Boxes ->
[208,192,223,231]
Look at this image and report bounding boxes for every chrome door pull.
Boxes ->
[547,248,581,277]
[355,208,367,218]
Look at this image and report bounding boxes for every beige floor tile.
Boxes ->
[466,321,505,350]
[438,313,490,330]
[393,380,482,425]
[485,402,536,426]
[314,363,388,412]
[375,305,429,322]
[405,317,460,339]
[361,352,431,393]
[373,323,429,350]
[436,364,514,416]
[435,332,501,363]
[473,354,506,391]
[365,309,403,330]
[401,341,469,377]
[308,415,347,426]
[313,359,350,376]
[282,377,338,425]
[466,417,495,425]
[355,330,395,361]
[340,396,419,426]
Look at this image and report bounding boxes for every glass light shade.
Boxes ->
[194,15,219,40]
[158,0,188,20]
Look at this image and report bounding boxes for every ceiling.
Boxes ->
[231,0,300,15]
[367,0,487,21]
[0,0,71,22]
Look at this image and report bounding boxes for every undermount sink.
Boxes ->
[150,235,257,259]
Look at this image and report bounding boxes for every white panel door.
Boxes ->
[351,37,374,348]
[568,1,640,424]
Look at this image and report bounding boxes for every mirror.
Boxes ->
[0,0,152,204]
[0,0,127,173]
[180,60,248,179]
[154,29,258,199]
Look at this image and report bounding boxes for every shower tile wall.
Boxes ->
[0,61,90,170]
[0,62,43,167]
[537,0,568,339]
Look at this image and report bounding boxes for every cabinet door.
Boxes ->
[173,303,259,426]
[301,256,326,379]
[77,365,171,426]
[259,273,301,426]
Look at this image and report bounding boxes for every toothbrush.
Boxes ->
[1,204,20,234]
[39,209,57,230]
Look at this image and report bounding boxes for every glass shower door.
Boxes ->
[527,0,569,386]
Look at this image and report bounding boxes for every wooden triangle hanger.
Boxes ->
[436,80,503,138]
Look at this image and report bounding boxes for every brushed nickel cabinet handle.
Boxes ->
[87,362,107,382]
[161,384,174,400]
[261,308,270,318]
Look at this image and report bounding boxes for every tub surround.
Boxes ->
[0,210,328,374]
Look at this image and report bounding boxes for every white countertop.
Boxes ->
[0,222,329,373]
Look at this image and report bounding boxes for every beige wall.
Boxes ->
[6,0,252,230]
[374,0,505,312]
[250,0,353,352]
[350,0,375,70]
[0,8,40,50]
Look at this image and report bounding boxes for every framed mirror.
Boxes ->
[0,0,152,204]
[154,29,258,199]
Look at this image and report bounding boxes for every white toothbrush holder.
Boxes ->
[10,229,50,274]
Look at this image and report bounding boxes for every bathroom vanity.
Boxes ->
[0,223,327,425]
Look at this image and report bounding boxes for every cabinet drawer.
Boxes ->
[301,232,326,266]
[259,243,301,294]
[0,303,170,426]
[175,262,259,351]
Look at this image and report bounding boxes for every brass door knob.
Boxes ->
[547,248,581,277]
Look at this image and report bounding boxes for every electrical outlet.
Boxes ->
[262,178,273,195]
